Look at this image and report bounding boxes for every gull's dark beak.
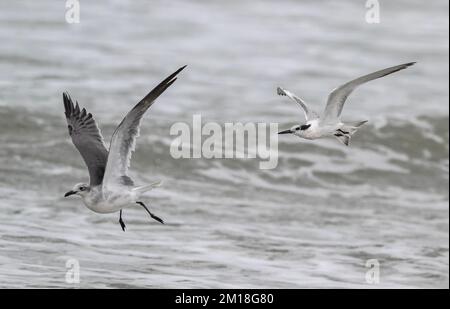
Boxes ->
[64,190,76,197]
[278,129,292,135]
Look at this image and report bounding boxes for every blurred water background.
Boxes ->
[0,0,448,288]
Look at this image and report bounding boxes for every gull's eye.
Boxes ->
[79,186,85,191]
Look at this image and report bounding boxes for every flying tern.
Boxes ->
[277,62,415,145]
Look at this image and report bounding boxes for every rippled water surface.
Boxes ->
[0,0,448,288]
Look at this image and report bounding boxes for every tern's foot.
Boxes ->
[136,201,165,225]
[119,210,126,232]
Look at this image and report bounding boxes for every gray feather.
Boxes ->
[322,62,415,123]
[63,93,108,186]
[102,66,186,188]
[277,87,319,121]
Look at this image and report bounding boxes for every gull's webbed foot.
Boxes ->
[136,201,165,224]
[119,209,126,232]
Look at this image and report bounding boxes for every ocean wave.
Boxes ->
[1,107,447,200]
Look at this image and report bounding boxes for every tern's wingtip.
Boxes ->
[277,87,286,96]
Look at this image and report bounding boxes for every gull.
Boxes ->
[277,62,415,145]
[63,65,186,231]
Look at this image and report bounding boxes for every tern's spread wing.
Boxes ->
[277,87,319,121]
[102,66,186,189]
[321,62,415,123]
[63,93,108,186]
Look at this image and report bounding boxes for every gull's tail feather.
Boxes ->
[334,120,368,146]
[132,180,163,196]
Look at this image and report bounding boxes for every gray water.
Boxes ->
[0,0,448,288]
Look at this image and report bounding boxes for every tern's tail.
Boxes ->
[334,120,368,146]
[132,180,163,196]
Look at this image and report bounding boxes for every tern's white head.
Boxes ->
[278,123,311,138]
[64,183,91,198]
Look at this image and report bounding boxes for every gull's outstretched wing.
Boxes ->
[63,93,108,186]
[277,87,319,121]
[321,62,416,123]
[102,65,186,189]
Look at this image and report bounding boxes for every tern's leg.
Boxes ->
[119,209,126,232]
[136,201,164,224]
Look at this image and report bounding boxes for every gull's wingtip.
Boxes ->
[63,92,75,105]
[63,92,73,113]
[163,65,187,85]
[173,65,187,76]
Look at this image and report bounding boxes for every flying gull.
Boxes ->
[277,62,415,145]
[63,65,186,231]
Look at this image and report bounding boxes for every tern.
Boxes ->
[277,62,415,145]
[63,65,186,231]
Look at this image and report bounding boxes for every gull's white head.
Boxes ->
[278,124,311,138]
[64,183,91,198]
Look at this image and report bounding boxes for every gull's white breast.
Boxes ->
[82,187,136,214]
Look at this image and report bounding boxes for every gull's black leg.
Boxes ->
[136,201,164,224]
[119,209,126,232]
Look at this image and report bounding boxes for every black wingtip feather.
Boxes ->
[277,87,286,96]
[397,62,416,71]
[161,65,187,85]
[63,92,75,115]
[138,66,187,106]
[163,77,178,91]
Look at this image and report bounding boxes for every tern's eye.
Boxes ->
[300,124,311,131]
[79,186,85,191]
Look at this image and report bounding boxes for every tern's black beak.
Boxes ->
[278,129,292,135]
[64,190,76,197]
